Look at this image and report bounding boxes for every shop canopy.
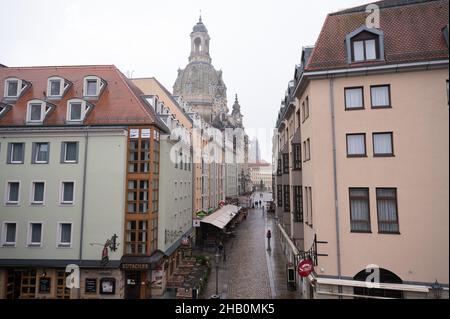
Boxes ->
[200,205,241,230]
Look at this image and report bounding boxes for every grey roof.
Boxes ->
[193,20,208,33]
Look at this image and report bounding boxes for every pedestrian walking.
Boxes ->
[266,229,272,251]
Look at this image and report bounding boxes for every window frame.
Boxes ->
[282,153,289,174]
[57,222,73,248]
[346,133,367,158]
[27,222,43,247]
[5,180,21,205]
[32,142,50,164]
[4,77,27,99]
[60,181,75,205]
[344,87,365,110]
[349,187,372,233]
[30,181,46,205]
[61,141,79,163]
[8,142,25,164]
[2,222,18,247]
[66,99,91,123]
[372,132,394,157]
[47,76,70,98]
[83,76,105,98]
[370,85,392,109]
[292,143,302,170]
[376,188,400,234]
[283,185,290,213]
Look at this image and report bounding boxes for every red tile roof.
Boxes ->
[0,65,162,127]
[306,0,449,71]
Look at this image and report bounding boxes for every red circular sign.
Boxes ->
[297,259,314,277]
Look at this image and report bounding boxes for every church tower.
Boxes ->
[189,16,211,64]
[173,16,228,124]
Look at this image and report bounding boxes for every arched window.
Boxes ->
[353,268,403,298]
[194,37,202,53]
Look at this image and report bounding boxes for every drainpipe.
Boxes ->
[79,130,89,262]
[329,77,343,298]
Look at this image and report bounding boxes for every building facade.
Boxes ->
[275,0,449,299]
[0,65,166,299]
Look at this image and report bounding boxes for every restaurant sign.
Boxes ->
[121,263,149,270]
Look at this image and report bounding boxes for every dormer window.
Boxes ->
[83,76,106,98]
[346,26,384,64]
[47,76,71,98]
[4,77,30,99]
[66,99,93,122]
[443,24,449,47]
[26,99,54,124]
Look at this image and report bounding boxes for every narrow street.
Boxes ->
[201,205,300,299]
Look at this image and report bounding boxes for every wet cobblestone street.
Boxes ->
[201,206,301,299]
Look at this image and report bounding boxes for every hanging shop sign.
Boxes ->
[297,258,314,278]
[193,219,201,227]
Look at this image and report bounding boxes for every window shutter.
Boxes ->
[6,143,12,164]
[31,142,37,164]
[60,142,66,163]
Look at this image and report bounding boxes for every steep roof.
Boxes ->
[306,0,449,71]
[0,65,163,128]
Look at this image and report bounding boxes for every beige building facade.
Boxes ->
[275,0,449,299]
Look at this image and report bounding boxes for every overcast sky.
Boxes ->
[0,0,367,161]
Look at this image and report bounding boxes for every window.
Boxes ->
[2,222,17,246]
[304,97,310,120]
[371,85,391,108]
[26,100,53,124]
[57,223,72,247]
[28,223,43,246]
[67,99,92,122]
[7,142,25,164]
[345,87,364,110]
[293,144,302,170]
[4,78,28,98]
[277,185,282,207]
[373,132,394,157]
[47,77,70,98]
[349,188,371,233]
[126,220,147,255]
[303,138,311,161]
[277,159,282,176]
[282,153,289,174]
[32,142,49,164]
[61,182,75,204]
[353,39,377,61]
[6,181,20,204]
[346,134,366,157]
[283,185,290,212]
[294,186,303,222]
[61,142,78,163]
[376,188,399,234]
[83,76,105,97]
[31,182,45,204]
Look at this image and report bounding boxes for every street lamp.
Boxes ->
[211,252,221,299]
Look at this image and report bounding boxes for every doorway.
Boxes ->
[125,271,141,299]
[6,269,36,299]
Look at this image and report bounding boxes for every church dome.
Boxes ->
[193,20,208,33]
[173,61,226,100]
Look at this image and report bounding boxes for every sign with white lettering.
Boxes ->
[141,129,151,138]
[130,129,139,139]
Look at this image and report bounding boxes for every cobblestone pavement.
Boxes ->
[201,207,301,299]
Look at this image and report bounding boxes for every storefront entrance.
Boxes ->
[125,271,142,299]
[6,269,36,299]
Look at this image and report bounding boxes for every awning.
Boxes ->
[313,274,431,293]
[200,205,241,230]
